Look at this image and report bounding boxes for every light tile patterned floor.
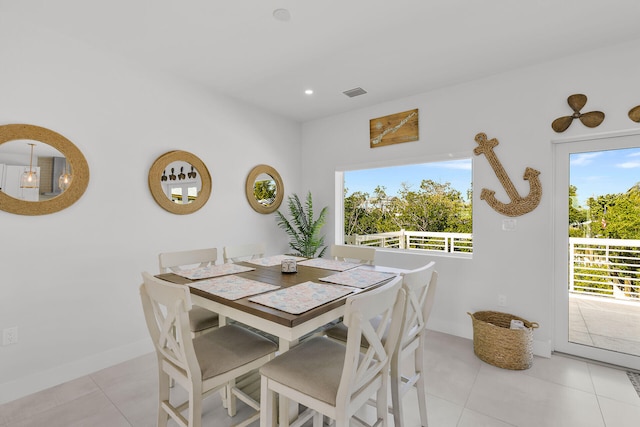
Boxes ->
[569,293,640,357]
[1,331,639,427]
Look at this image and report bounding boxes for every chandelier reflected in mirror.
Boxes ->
[58,158,72,191]
[19,143,39,189]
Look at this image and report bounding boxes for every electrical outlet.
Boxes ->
[498,295,507,307]
[2,327,18,345]
[502,219,517,231]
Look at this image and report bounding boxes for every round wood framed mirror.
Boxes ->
[245,164,284,214]
[148,150,211,214]
[0,124,90,215]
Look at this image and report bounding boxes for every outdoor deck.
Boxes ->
[569,292,640,356]
[349,233,640,357]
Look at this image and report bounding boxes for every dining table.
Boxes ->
[156,254,405,426]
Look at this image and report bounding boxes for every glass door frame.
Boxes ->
[553,129,640,370]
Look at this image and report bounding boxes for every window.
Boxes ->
[341,158,473,254]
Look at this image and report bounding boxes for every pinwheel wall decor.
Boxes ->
[551,94,605,133]
[629,105,640,123]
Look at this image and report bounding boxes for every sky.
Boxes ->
[344,158,472,200]
[344,148,640,207]
[570,147,640,206]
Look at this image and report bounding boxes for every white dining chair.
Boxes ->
[140,272,277,427]
[325,261,438,427]
[158,248,220,337]
[223,242,266,263]
[330,244,376,264]
[259,275,406,427]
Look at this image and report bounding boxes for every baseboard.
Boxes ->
[428,320,553,359]
[533,339,552,358]
[0,338,153,405]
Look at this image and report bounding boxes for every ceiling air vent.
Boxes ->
[343,87,367,98]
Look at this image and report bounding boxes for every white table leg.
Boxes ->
[278,338,299,427]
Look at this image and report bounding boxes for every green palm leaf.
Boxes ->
[276,192,327,258]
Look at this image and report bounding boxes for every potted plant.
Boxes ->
[276,191,328,258]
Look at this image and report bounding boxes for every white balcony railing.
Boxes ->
[346,234,639,300]
[570,237,640,300]
[346,230,473,254]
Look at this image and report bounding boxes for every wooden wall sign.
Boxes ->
[370,109,419,148]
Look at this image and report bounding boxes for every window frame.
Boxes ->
[335,152,473,258]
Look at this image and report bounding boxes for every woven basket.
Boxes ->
[468,311,539,370]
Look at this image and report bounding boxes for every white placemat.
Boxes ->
[174,263,255,280]
[248,281,354,314]
[189,276,279,300]
[319,268,396,288]
[245,255,307,267]
[296,258,362,271]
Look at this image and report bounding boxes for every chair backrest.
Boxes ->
[330,244,376,265]
[158,248,218,273]
[399,261,438,351]
[223,242,265,263]
[139,272,200,379]
[337,275,405,406]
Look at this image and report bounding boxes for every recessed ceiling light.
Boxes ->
[273,8,291,22]
[305,89,314,95]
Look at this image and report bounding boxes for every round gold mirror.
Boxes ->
[0,124,90,215]
[148,150,211,214]
[245,164,284,214]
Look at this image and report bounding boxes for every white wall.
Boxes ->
[301,39,640,357]
[3,14,640,405]
[0,21,299,402]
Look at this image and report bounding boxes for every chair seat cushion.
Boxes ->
[189,305,219,332]
[260,337,345,405]
[189,305,218,332]
[195,324,277,380]
[325,315,385,348]
[324,322,349,343]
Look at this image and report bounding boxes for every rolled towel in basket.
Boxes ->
[510,319,527,330]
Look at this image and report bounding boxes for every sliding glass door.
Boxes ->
[554,131,640,370]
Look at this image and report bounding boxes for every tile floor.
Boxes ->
[569,293,640,357]
[1,330,639,427]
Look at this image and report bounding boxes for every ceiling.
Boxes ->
[4,1,640,123]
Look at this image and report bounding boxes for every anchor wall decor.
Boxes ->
[474,133,542,217]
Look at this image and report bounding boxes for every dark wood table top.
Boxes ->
[156,261,383,328]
